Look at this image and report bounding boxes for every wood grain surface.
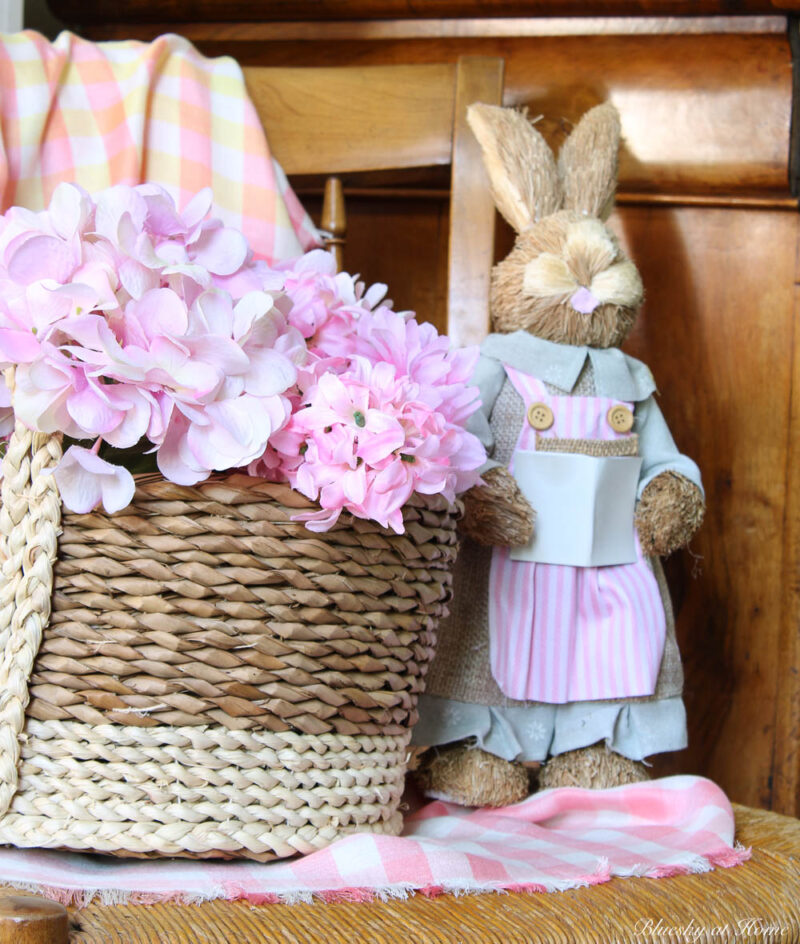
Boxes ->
[773,284,800,814]
[616,206,799,810]
[0,896,68,944]
[313,202,799,814]
[9,805,793,944]
[54,16,790,45]
[46,0,800,24]
[245,57,501,347]
[445,56,503,346]
[221,33,793,202]
[246,64,457,175]
[246,25,795,814]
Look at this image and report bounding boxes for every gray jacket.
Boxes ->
[468,331,703,497]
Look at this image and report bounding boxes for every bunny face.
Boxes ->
[490,211,643,348]
[468,102,640,349]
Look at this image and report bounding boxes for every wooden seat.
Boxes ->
[243,57,505,347]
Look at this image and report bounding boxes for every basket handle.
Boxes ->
[0,370,62,818]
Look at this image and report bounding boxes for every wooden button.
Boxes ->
[607,404,634,433]
[527,402,554,431]
[0,895,68,944]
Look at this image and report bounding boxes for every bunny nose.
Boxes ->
[570,286,600,314]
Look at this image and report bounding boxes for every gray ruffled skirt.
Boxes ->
[413,537,688,763]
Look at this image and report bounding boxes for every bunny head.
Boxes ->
[468,103,643,349]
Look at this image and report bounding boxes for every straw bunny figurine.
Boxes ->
[412,103,705,807]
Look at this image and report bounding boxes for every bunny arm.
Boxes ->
[633,395,705,556]
[462,355,535,547]
[459,466,535,547]
[636,472,704,556]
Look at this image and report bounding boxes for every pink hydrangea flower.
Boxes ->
[0,190,484,529]
[0,183,305,513]
[256,251,486,533]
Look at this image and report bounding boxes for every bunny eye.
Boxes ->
[523,253,577,298]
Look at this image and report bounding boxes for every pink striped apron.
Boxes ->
[488,367,666,704]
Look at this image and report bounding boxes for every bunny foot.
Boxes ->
[414,741,530,807]
[539,743,649,791]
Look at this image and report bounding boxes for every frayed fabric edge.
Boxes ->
[611,845,752,881]
[4,848,750,909]
[3,875,605,908]
[6,882,210,908]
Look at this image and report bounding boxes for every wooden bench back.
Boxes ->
[244,57,505,345]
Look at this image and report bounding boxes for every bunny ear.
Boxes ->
[467,104,561,232]
[558,103,621,219]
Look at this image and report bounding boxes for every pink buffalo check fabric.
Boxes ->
[0,777,749,905]
[0,30,319,262]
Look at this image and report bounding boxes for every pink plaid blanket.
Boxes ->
[0,30,319,262]
[0,777,748,905]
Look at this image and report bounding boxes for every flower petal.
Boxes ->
[48,183,92,240]
[191,225,248,276]
[127,288,189,340]
[54,445,135,514]
[7,234,78,285]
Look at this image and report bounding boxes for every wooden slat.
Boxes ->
[446,57,504,346]
[226,33,791,200]
[504,33,792,199]
[63,16,789,42]
[244,57,503,333]
[46,0,800,23]
[73,22,795,198]
[300,185,800,210]
[244,64,457,175]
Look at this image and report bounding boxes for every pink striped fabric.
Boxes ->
[0,776,748,904]
[489,369,666,703]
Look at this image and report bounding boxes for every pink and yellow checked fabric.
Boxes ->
[0,30,320,262]
[0,777,748,904]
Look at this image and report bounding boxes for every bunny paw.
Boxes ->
[460,466,535,547]
[635,471,704,557]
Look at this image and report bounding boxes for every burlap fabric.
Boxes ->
[425,368,683,708]
[0,407,461,860]
[535,434,639,457]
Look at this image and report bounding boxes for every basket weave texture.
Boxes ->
[0,420,461,860]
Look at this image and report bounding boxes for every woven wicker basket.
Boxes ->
[0,421,460,860]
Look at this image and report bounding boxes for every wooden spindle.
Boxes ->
[0,895,68,944]
[321,176,346,272]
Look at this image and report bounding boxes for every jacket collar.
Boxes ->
[480,331,656,401]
